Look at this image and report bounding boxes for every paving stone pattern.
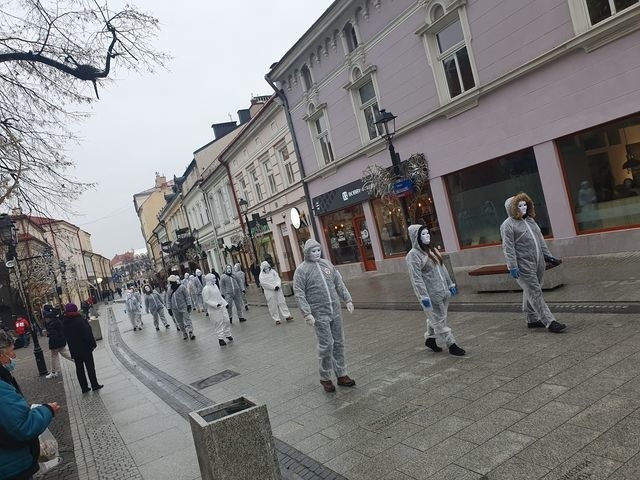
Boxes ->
[106,307,346,480]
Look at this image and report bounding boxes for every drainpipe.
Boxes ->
[264,73,320,240]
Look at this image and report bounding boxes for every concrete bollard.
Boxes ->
[189,396,281,480]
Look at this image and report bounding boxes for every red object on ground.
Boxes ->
[15,317,30,335]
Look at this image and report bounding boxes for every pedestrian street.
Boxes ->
[50,294,640,480]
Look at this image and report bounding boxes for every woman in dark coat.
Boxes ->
[43,305,72,379]
[61,304,103,394]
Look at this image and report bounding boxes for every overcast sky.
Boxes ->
[65,1,333,259]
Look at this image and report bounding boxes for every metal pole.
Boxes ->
[244,213,259,264]
[388,140,411,226]
[12,255,48,376]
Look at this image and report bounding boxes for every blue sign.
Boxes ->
[393,179,414,197]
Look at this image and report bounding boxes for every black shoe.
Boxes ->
[425,338,442,352]
[133,327,137,331]
[183,333,188,340]
[165,324,170,329]
[81,388,91,394]
[548,321,567,333]
[92,384,104,391]
[176,326,181,331]
[227,336,233,342]
[245,305,249,311]
[449,344,466,356]
[156,327,160,331]
[527,321,545,328]
[190,333,196,340]
[230,319,233,324]
[239,318,247,323]
[219,339,227,346]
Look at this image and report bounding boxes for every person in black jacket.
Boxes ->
[61,304,103,394]
[43,305,72,379]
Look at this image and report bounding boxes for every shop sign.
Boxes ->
[312,179,370,215]
[393,179,414,198]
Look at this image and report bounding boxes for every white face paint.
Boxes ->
[420,229,431,246]
[226,266,232,274]
[310,247,322,262]
[517,200,528,216]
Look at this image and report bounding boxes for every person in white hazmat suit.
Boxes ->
[202,273,234,346]
[500,193,567,333]
[190,269,205,312]
[143,284,170,330]
[406,225,466,356]
[259,261,293,325]
[220,265,246,323]
[124,289,143,331]
[167,275,196,340]
[293,239,356,393]
[233,263,249,311]
[183,272,195,308]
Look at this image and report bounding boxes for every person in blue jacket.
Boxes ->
[0,330,61,480]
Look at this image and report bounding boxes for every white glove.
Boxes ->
[304,314,315,326]
[346,302,354,314]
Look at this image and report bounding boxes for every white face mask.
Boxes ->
[420,230,431,246]
[226,267,232,274]
[310,247,322,262]
[518,201,528,216]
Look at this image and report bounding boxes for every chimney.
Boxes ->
[211,121,238,140]
[155,172,167,188]
[237,109,251,125]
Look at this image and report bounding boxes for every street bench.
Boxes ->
[468,262,564,293]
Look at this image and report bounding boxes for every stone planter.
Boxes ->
[189,396,281,480]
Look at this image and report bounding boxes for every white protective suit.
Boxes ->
[293,239,353,381]
[202,273,232,341]
[190,270,205,312]
[167,276,195,339]
[259,261,292,323]
[406,225,457,347]
[124,290,143,330]
[220,265,245,322]
[233,263,249,311]
[143,288,169,329]
[500,194,559,328]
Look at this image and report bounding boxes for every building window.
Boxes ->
[216,189,229,223]
[346,68,383,143]
[585,0,638,25]
[301,65,313,91]
[237,175,251,204]
[344,22,359,52]
[307,104,335,166]
[277,145,296,185]
[556,115,640,232]
[445,148,552,247]
[422,7,478,104]
[263,158,278,195]
[249,168,264,202]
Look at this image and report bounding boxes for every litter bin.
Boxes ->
[280,282,293,297]
[189,396,281,480]
[88,317,102,341]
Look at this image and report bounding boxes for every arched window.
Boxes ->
[301,65,313,91]
[352,67,362,81]
[344,22,359,52]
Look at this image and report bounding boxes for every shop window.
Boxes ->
[372,192,443,257]
[445,148,552,247]
[321,205,364,265]
[556,116,640,232]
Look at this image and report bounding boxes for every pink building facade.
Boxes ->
[268,0,640,274]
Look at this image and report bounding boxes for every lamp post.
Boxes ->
[374,109,411,226]
[96,277,103,302]
[0,214,49,376]
[238,198,259,264]
[58,260,69,303]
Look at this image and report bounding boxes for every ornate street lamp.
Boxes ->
[238,198,259,264]
[0,213,49,376]
[374,109,411,226]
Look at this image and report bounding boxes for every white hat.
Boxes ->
[168,274,180,282]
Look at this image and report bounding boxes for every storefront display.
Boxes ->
[556,115,640,232]
[445,148,551,247]
[322,206,362,265]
